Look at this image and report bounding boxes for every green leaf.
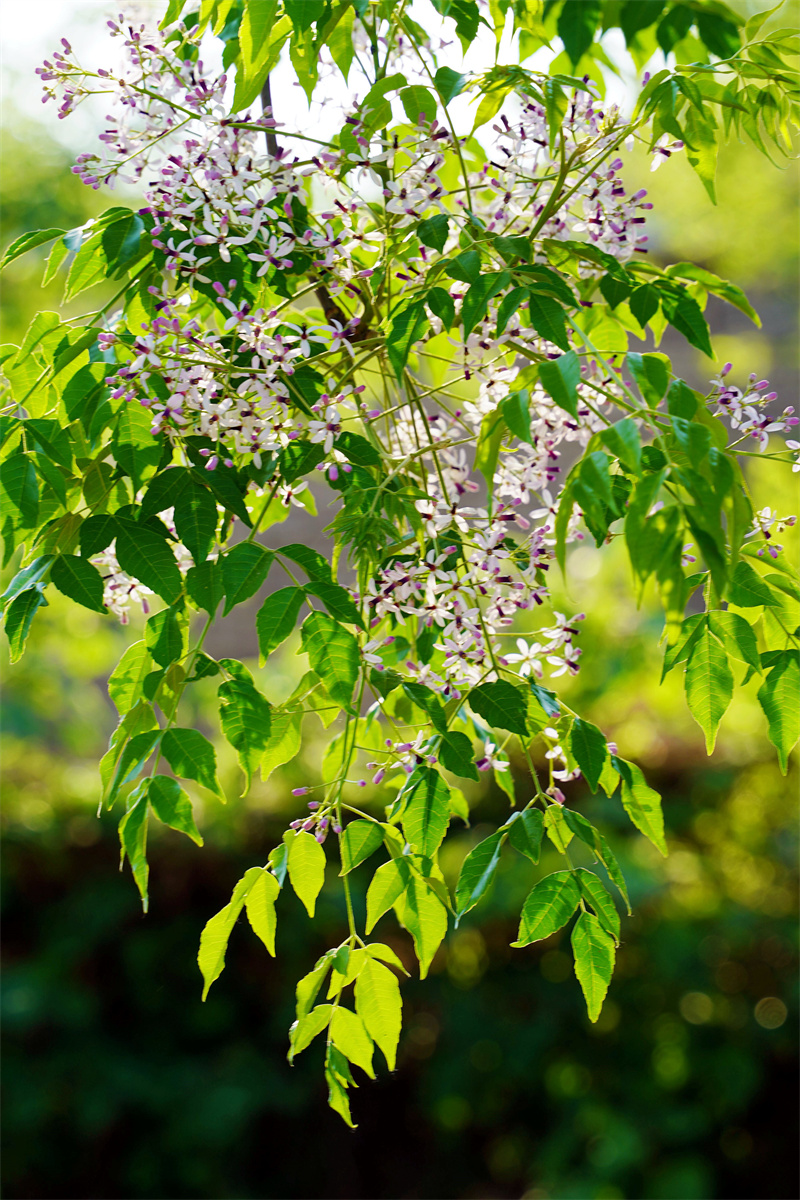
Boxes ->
[106,729,161,808]
[387,301,429,381]
[144,607,185,668]
[530,681,561,718]
[244,867,280,956]
[513,870,581,946]
[538,351,581,418]
[426,286,455,330]
[296,952,335,1019]
[660,287,713,358]
[300,611,359,712]
[707,610,760,673]
[198,867,262,999]
[562,809,630,912]
[557,0,602,66]
[118,787,150,908]
[571,911,615,1022]
[401,767,451,857]
[147,774,202,846]
[305,581,363,628]
[286,829,326,917]
[108,641,152,713]
[758,654,799,774]
[500,389,533,444]
[115,521,182,605]
[173,481,217,564]
[278,543,332,583]
[256,586,305,662]
[684,107,719,204]
[0,227,66,271]
[526,293,569,351]
[434,65,467,104]
[366,858,411,934]
[185,560,224,614]
[417,213,450,253]
[432,0,481,51]
[329,1006,375,1078]
[455,830,503,920]
[4,587,47,663]
[575,868,620,943]
[611,756,667,855]
[394,874,448,979]
[1,555,54,608]
[161,727,224,800]
[289,1003,334,1059]
[400,85,436,125]
[729,560,779,607]
[261,708,302,780]
[339,819,384,874]
[506,808,544,863]
[439,730,479,780]
[684,627,734,753]
[218,671,272,793]
[468,680,528,737]
[474,410,504,493]
[461,272,510,338]
[337,430,380,467]
[1,453,39,529]
[568,717,607,793]
[626,352,670,407]
[354,957,402,1071]
[50,554,106,613]
[671,416,711,469]
[600,418,641,474]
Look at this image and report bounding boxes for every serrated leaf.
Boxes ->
[256,586,304,662]
[571,911,615,1022]
[707,610,761,673]
[244,868,280,956]
[115,521,182,604]
[684,628,734,752]
[575,868,620,943]
[569,717,607,793]
[50,554,106,613]
[438,729,479,780]
[305,581,363,628]
[108,641,152,713]
[288,1003,333,1058]
[729,560,780,607]
[394,874,448,979]
[612,756,667,855]
[329,1006,374,1078]
[526,293,569,351]
[145,606,185,668]
[758,654,799,774]
[600,418,641,474]
[366,858,410,934]
[286,829,326,917]
[387,301,429,381]
[147,774,202,846]
[300,610,359,712]
[468,680,528,737]
[161,727,224,800]
[455,830,503,920]
[340,819,384,874]
[4,586,47,663]
[218,671,272,793]
[538,351,581,418]
[401,767,451,856]
[513,870,581,946]
[506,807,544,862]
[261,707,302,780]
[355,958,402,1072]
[173,480,217,564]
[0,227,66,271]
[626,352,670,407]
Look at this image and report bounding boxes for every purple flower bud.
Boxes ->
[332,823,342,834]
[373,768,385,785]
[292,787,308,796]
[303,818,316,832]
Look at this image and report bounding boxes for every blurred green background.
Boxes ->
[2,27,799,1200]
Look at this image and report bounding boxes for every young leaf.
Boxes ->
[161,727,224,800]
[329,1006,375,1078]
[611,756,667,855]
[394,874,448,979]
[568,717,608,793]
[4,588,48,663]
[300,611,359,712]
[296,952,336,1019]
[354,957,403,1071]
[571,911,615,1022]
[513,871,581,946]
[147,774,203,846]
[118,788,150,909]
[707,610,761,674]
[286,829,326,917]
[197,867,263,999]
[288,1003,334,1059]
[256,586,305,662]
[339,820,384,875]
[108,641,152,713]
[455,830,503,920]
[261,708,302,780]
[50,555,106,613]
[366,858,411,934]
[401,768,451,857]
[244,868,280,956]
[468,680,528,737]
